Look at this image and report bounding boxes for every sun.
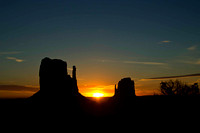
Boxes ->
[93,92,104,98]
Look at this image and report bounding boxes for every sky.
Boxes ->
[1,0,200,98]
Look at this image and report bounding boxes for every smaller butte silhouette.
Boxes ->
[114,77,135,99]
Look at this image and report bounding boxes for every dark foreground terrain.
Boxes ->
[0,95,199,131]
[1,95,199,119]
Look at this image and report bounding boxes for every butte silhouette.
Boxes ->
[30,57,84,106]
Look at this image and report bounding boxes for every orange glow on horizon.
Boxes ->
[78,84,115,97]
[78,83,158,97]
[92,92,104,98]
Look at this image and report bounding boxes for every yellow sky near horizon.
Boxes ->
[0,76,199,98]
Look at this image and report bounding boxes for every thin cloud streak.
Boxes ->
[6,57,24,62]
[161,40,171,43]
[158,40,172,44]
[100,59,118,63]
[123,61,166,65]
[143,73,200,80]
[0,51,22,55]
[0,85,39,92]
[100,59,166,65]
[181,59,200,65]
[187,45,197,51]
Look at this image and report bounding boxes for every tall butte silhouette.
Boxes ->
[30,57,83,105]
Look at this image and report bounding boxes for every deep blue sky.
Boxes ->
[1,0,200,96]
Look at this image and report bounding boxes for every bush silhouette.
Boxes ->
[160,80,199,96]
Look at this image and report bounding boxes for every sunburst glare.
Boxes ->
[93,93,104,98]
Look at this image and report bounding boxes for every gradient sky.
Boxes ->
[1,0,200,97]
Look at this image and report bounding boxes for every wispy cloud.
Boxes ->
[99,59,166,65]
[195,60,200,64]
[100,59,118,63]
[123,61,166,65]
[187,45,197,51]
[0,51,22,55]
[158,40,172,44]
[142,73,200,80]
[0,85,39,92]
[181,59,200,65]
[0,85,39,98]
[6,57,24,62]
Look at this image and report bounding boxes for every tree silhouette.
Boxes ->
[160,80,199,96]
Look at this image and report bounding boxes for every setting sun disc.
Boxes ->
[93,93,104,97]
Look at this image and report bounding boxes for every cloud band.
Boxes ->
[145,73,200,80]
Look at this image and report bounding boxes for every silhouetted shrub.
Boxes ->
[160,80,199,96]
